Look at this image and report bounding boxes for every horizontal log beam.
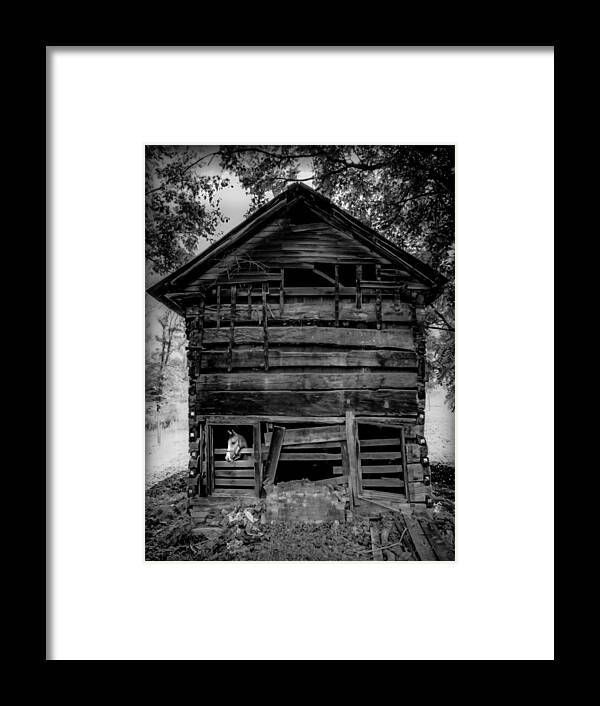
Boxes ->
[198,348,417,370]
[196,390,418,417]
[201,326,415,350]
[200,300,412,323]
[196,372,417,392]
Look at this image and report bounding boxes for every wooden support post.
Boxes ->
[207,424,214,495]
[253,422,263,498]
[279,268,285,316]
[215,285,221,329]
[334,263,340,326]
[355,265,362,309]
[375,264,382,330]
[200,421,208,496]
[262,282,269,371]
[340,440,350,478]
[195,296,205,376]
[400,426,410,503]
[227,285,236,372]
[247,285,253,321]
[345,410,361,505]
[263,425,285,488]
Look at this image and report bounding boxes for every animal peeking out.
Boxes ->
[225,429,247,463]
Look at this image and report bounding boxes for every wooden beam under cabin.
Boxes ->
[253,423,262,499]
[263,425,285,488]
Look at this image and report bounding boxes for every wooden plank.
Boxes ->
[346,410,361,502]
[215,285,221,329]
[198,348,418,370]
[214,478,255,488]
[312,476,347,486]
[262,282,269,371]
[334,264,340,326]
[213,272,283,283]
[265,424,346,446]
[358,465,403,475]
[214,459,255,468]
[359,438,402,447]
[213,447,253,455]
[404,444,422,463]
[340,440,350,479]
[227,285,236,372]
[253,422,262,499]
[213,469,255,478]
[196,371,417,392]
[400,427,410,503]
[202,415,345,424]
[359,451,404,460]
[208,425,214,494]
[407,463,426,482]
[362,478,404,488]
[401,511,437,561]
[263,425,285,487]
[200,299,413,323]
[263,441,341,451]
[278,452,342,461]
[202,326,415,350]
[407,481,430,496]
[196,390,418,417]
[417,514,454,561]
[279,268,284,315]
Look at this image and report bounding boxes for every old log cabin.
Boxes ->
[148,183,447,514]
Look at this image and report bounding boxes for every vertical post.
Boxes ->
[400,426,410,504]
[200,421,208,496]
[262,282,269,371]
[194,296,205,377]
[215,285,221,329]
[228,285,236,372]
[334,263,340,326]
[345,409,361,505]
[263,425,285,488]
[340,440,350,478]
[279,268,285,316]
[375,264,382,330]
[355,265,362,309]
[207,424,214,495]
[247,285,253,321]
[253,422,263,498]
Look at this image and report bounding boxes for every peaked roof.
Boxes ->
[148,182,447,313]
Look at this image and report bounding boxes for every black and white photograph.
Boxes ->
[145,146,455,560]
[48,47,554,660]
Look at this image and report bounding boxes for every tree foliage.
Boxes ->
[145,145,455,408]
[145,146,231,274]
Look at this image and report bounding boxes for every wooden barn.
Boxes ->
[148,183,447,520]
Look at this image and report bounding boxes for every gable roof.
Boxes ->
[148,182,448,314]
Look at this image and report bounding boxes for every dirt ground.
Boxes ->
[145,464,455,561]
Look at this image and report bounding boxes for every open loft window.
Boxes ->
[283,267,335,287]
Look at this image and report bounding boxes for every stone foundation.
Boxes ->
[265,480,348,523]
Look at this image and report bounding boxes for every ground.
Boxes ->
[145,465,454,561]
[145,385,455,561]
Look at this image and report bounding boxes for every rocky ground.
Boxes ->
[145,464,455,561]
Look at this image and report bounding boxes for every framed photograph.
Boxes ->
[48,46,554,660]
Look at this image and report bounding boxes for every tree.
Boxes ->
[145,146,455,408]
[145,308,187,442]
[145,146,231,274]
